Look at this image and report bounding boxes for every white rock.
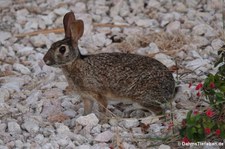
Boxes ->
[65,142,76,149]
[38,18,47,29]
[129,0,144,14]
[13,63,31,75]
[132,127,142,134]
[16,8,29,17]
[34,134,45,144]
[76,113,99,126]
[0,88,9,103]
[0,123,6,132]
[122,142,136,149]
[192,24,217,37]
[26,90,42,107]
[166,21,181,33]
[185,58,209,71]
[23,118,39,133]
[102,123,110,130]
[40,13,55,25]
[79,47,88,55]
[55,123,71,135]
[0,145,8,149]
[154,53,175,67]
[113,16,127,26]
[147,0,161,9]
[61,100,75,109]
[0,103,10,116]
[174,85,196,109]
[148,42,160,54]
[7,46,16,57]
[55,135,70,147]
[141,116,159,125]
[73,134,89,145]
[74,2,86,13]
[15,140,24,148]
[42,143,54,149]
[92,143,109,149]
[122,119,139,129]
[0,0,12,8]
[137,47,150,55]
[94,130,114,142]
[211,38,224,50]
[18,46,34,56]
[203,46,214,58]
[175,2,187,13]
[77,144,91,149]
[160,13,174,25]
[192,36,209,47]
[94,33,112,47]
[110,0,122,17]
[189,50,202,59]
[135,19,159,28]
[30,34,51,48]
[91,124,101,134]
[123,27,143,35]
[63,110,76,118]
[8,121,21,134]
[0,47,8,59]
[183,20,196,29]
[160,20,170,27]
[24,19,38,31]
[159,144,171,149]
[186,0,200,8]
[2,77,25,93]
[119,1,130,17]
[16,103,29,113]
[0,31,11,43]
[95,6,109,15]
[54,8,69,16]
[150,123,164,133]
[173,12,182,21]
[109,118,118,126]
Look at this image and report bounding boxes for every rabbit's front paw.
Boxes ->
[63,85,74,95]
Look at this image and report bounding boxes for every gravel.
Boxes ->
[0,0,224,148]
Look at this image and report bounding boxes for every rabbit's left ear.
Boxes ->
[63,11,76,38]
[70,20,84,45]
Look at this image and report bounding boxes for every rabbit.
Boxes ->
[43,11,175,118]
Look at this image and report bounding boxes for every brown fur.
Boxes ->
[43,12,175,117]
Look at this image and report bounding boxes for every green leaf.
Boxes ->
[219,86,225,92]
[194,115,201,122]
[179,128,186,137]
[191,127,197,133]
[221,130,225,139]
[215,92,224,102]
[197,132,206,141]
[198,127,204,134]
[186,110,193,123]
[187,127,193,140]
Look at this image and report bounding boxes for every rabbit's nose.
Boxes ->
[43,53,54,66]
[44,59,51,65]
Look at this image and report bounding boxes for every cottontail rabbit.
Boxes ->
[43,12,175,117]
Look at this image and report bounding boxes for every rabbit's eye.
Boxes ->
[59,46,66,54]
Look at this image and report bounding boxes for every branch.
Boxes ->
[15,23,129,38]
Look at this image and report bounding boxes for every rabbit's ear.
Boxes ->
[70,20,84,44]
[63,11,76,38]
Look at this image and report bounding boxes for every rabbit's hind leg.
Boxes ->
[94,94,110,122]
